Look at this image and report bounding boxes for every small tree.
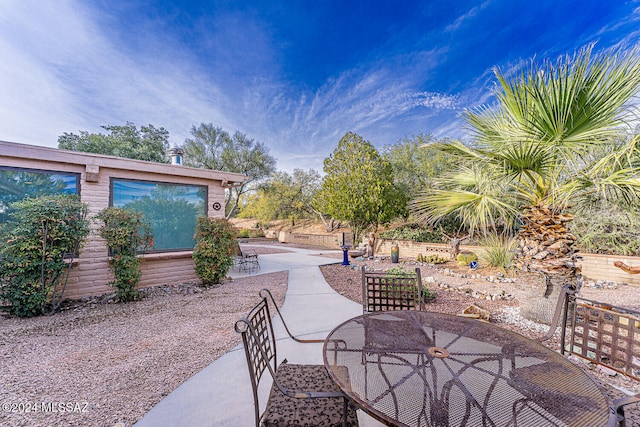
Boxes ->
[318,132,407,245]
[192,217,236,285]
[183,124,277,218]
[0,195,90,317]
[58,122,170,163]
[96,208,153,302]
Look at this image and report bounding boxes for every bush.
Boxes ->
[380,224,442,242]
[571,209,640,255]
[96,208,153,302]
[416,253,448,264]
[385,265,416,278]
[379,218,466,243]
[238,228,251,238]
[479,234,516,271]
[0,195,90,317]
[384,265,436,302]
[456,251,478,266]
[193,217,236,285]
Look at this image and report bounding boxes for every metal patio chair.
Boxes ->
[361,266,423,314]
[232,241,260,272]
[234,289,358,427]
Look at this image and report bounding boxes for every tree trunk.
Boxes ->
[512,204,579,324]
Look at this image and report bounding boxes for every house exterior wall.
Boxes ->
[0,141,246,299]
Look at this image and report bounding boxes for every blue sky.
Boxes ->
[1,1,639,172]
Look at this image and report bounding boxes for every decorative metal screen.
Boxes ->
[564,296,640,380]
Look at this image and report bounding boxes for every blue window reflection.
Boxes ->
[0,168,79,223]
[112,179,207,251]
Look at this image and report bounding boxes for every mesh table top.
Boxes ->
[323,311,612,427]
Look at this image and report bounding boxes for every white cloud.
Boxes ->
[0,1,475,174]
[0,0,235,147]
[444,1,494,33]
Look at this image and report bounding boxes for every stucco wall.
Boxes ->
[375,239,640,286]
[1,141,246,299]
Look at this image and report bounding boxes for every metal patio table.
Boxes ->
[323,311,614,427]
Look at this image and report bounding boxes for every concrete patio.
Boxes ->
[134,245,384,426]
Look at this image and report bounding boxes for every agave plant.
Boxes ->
[411,44,640,321]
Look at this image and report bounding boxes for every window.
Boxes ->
[111,179,207,251]
[0,167,79,223]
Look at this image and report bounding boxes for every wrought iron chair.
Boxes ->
[234,289,359,427]
[232,241,260,272]
[361,266,423,314]
[544,284,640,426]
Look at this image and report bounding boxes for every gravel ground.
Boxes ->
[0,271,288,427]
[2,242,639,427]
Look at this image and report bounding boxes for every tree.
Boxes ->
[318,132,407,245]
[240,168,339,229]
[58,122,170,163]
[410,44,640,322]
[183,123,276,219]
[383,133,457,201]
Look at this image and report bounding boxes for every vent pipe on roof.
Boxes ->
[168,146,184,165]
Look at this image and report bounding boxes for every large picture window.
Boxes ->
[0,167,79,223]
[111,179,207,251]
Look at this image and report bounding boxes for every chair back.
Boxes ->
[361,266,423,313]
[567,294,640,381]
[231,240,243,257]
[234,296,278,425]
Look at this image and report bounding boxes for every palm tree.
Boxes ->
[411,44,640,322]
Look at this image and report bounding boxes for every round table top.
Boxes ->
[323,311,611,427]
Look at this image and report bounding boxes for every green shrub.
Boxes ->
[456,251,478,266]
[416,253,448,264]
[571,208,640,255]
[238,228,251,238]
[96,208,153,302]
[193,217,236,285]
[379,218,466,243]
[421,285,437,302]
[479,234,516,271]
[385,265,415,278]
[380,224,442,242]
[0,195,90,317]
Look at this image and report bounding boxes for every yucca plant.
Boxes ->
[478,234,516,272]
